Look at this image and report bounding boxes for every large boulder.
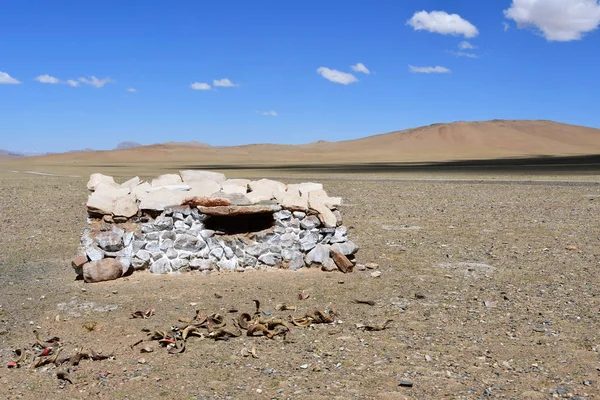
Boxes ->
[180,170,227,184]
[83,259,123,283]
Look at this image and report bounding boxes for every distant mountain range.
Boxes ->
[2,121,599,163]
[1,141,142,157]
[2,120,599,165]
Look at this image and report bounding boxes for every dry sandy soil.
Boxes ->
[1,166,600,399]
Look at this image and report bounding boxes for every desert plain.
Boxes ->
[0,120,600,399]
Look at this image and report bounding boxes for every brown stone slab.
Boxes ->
[197,204,281,216]
[181,196,231,208]
[332,250,353,273]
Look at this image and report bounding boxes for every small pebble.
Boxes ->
[138,358,146,364]
[415,292,426,299]
[111,290,118,294]
[398,380,413,388]
[81,288,87,292]
[370,271,381,278]
[300,364,309,369]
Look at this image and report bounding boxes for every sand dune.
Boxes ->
[4,120,600,168]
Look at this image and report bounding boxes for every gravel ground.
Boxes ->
[1,171,600,399]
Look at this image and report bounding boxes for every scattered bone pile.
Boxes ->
[73,170,359,282]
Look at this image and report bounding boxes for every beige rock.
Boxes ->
[247,191,274,203]
[87,185,131,215]
[180,170,226,183]
[138,188,187,211]
[112,193,138,218]
[308,190,342,209]
[223,178,250,187]
[221,183,248,195]
[287,182,323,197]
[197,204,281,216]
[187,180,222,197]
[120,176,141,189]
[132,182,152,197]
[280,193,309,211]
[248,179,286,199]
[87,173,116,191]
[83,259,123,283]
[308,198,337,228]
[151,174,182,188]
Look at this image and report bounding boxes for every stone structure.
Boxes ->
[73,170,359,282]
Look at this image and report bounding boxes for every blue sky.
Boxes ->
[1,0,600,153]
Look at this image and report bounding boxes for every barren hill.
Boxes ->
[4,120,600,168]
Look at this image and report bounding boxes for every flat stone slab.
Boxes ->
[197,204,281,216]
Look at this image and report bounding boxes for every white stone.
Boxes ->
[150,256,172,274]
[151,174,183,188]
[331,241,359,256]
[132,182,152,197]
[147,185,191,192]
[217,256,238,271]
[180,170,226,184]
[120,176,141,189]
[305,243,330,265]
[87,173,117,191]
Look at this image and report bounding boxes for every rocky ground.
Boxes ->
[0,171,599,399]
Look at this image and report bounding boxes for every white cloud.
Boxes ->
[451,51,478,58]
[65,80,79,87]
[35,74,60,84]
[191,82,212,90]
[213,78,238,87]
[260,110,278,116]
[504,0,600,41]
[126,87,136,93]
[0,71,21,84]
[350,63,370,74]
[407,10,479,38]
[459,41,475,49]
[78,76,113,88]
[409,65,451,74]
[316,67,358,85]
[503,22,511,32]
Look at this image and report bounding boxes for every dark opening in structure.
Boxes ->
[204,213,275,235]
